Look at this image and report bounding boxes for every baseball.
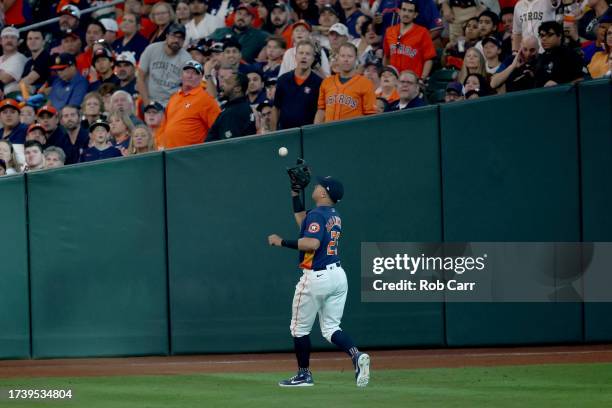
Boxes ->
[278,147,288,157]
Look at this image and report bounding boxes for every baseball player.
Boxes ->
[314,43,377,124]
[268,172,370,387]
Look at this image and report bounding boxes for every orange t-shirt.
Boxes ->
[156,86,221,149]
[383,23,436,78]
[317,74,377,123]
[376,88,399,103]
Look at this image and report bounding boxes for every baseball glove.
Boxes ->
[287,158,311,192]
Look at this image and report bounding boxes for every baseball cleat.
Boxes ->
[354,352,370,387]
[278,370,314,387]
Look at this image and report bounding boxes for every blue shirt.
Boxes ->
[112,33,150,61]
[299,206,342,270]
[48,73,88,111]
[55,126,90,165]
[274,70,322,130]
[80,146,122,162]
[376,0,443,34]
[388,96,427,111]
[0,122,27,144]
[345,10,365,38]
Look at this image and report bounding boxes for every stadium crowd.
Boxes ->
[0,0,609,174]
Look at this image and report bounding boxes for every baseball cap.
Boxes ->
[0,26,19,38]
[62,29,80,40]
[445,81,463,95]
[223,35,242,51]
[482,36,501,48]
[292,19,312,32]
[316,176,344,203]
[168,23,186,37]
[210,41,224,53]
[320,4,339,17]
[27,123,46,134]
[116,51,136,66]
[37,105,58,116]
[264,77,278,87]
[187,40,206,54]
[0,98,21,112]
[270,2,286,12]
[381,66,399,78]
[329,23,349,37]
[50,53,76,70]
[92,47,113,64]
[89,119,110,132]
[144,101,164,113]
[183,59,204,75]
[99,18,118,33]
[236,4,257,17]
[60,4,81,19]
[256,99,273,111]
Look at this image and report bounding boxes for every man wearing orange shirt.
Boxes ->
[383,0,436,81]
[314,43,377,124]
[155,60,221,149]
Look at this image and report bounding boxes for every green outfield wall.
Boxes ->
[0,80,609,358]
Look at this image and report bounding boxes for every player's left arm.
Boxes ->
[268,235,320,251]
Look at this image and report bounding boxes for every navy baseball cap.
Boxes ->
[183,59,203,75]
[317,176,344,203]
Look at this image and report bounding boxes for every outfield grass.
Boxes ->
[0,363,611,408]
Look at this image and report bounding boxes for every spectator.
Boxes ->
[383,0,436,81]
[99,83,118,114]
[81,92,106,129]
[377,0,444,39]
[58,105,90,165]
[443,17,480,69]
[207,71,256,141]
[47,53,89,111]
[143,101,164,144]
[137,23,192,106]
[209,5,269,63]
[0,26,27,97]
[56,5,83,40]
[37,105,68,149]
[499,7,514,58]
[76,20,106,77]
[186,39,209,64]
[43,146,66,169]
[582,15,610,65]
[340,0,365,38]
[115,52,138,94]
[463,73,493,95]
[100,19,119,45]
[108,111,135,152]
[272,40,323,130]
[149,2,175,43]
[120,0,156,39]
[491,35,538,92]
[328,23,350,56]
[315,43,377,123]
[482,36,502,74]
[475,10,500,54]
[185,0,225,44]
[20,104,36,126]
[80,119,122,162]
[20,29,52,95]
[89,48,120,92]
[252,35,286,81]
[589,24,612,78]
[256,99,274,134]
[23,140,45,172]
[376,66,400,103]
[0,99,27,146]
[176,0,192,25]
[313,4,340,50]
[113,12,150,60]
[57,30,83,58]
[246,68,267,106]
[441,0,481,43]
[444,81,464,102]
[578,0,611,42]
[389,70,427,110]
[363,61,382,89]
[25,123,48,147]
[127,125,156,155]
[156,60,221,148]
[263,2,292,43]
[535,21,584,87]
[352,16,381,66]
[512,0,556,53]
[458,47,487,82]
[280,21,331,77]
[221,37,251,74]
[265,77,278,100]
[290,0,320,26]
[109,90,142,126]
[0,139,20,174]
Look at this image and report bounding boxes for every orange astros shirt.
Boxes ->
[383,23,436,78]
[156,85,221,149]
[317,74,377,122]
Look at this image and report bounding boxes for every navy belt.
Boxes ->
[314,262,341,272]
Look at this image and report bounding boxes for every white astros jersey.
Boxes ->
[512,0,558,37]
